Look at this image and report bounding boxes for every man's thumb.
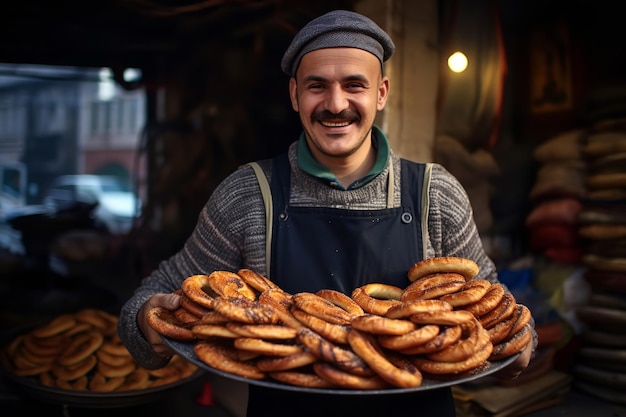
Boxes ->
[159,292,181,310]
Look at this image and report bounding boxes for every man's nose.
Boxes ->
[324,86,349,114]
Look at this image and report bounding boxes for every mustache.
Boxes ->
[312,110,360,123]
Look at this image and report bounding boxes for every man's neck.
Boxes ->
[328,143,376,188]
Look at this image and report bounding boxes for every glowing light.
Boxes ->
[447,51,468,73]
[123,68,142,83]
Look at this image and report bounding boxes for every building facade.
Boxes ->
[0,65,145,205]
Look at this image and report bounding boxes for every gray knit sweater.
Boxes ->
[118,141,498,370]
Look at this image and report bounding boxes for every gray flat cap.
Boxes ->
[281,10,395,76]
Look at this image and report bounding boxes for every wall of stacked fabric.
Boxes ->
[573,118,626,405]
[519,130,590,392]
[527,129,587,265]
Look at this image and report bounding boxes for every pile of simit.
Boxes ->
[1,308,197,392]
[147,257,531,389]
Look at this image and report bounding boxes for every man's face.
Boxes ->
[289,48,389,163]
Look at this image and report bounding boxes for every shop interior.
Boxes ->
[0,0,625,416]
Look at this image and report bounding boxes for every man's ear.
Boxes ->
[289,77,299,112]
[377,77,390,111]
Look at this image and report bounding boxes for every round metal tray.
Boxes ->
[0,364,204,408]
[165,337,518,395]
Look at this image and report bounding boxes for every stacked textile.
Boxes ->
[574,117,626,404]
[579,119,626,279]
[526,129,587,264]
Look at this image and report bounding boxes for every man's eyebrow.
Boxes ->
[302,74,369,83]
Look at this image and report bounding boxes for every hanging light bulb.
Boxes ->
[447,51,468,73]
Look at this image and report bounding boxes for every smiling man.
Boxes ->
[118,9,536,417]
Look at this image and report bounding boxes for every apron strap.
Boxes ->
[269,153,291,282]
[246,161,273,278]
[421,162,434,260]
[386,157,394,208]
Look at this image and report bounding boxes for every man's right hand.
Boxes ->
[137,292,181,358]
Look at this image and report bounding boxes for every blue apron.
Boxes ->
[247,153,455,417]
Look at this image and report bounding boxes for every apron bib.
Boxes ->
[247,153,455,417]
[269,153,423,294]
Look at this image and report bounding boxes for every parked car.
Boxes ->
[43,175,141,234]
[0,159,27,217]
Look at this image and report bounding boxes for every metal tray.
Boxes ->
[0,364,204,408]
[164,337,518,395]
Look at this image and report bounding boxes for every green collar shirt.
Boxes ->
[296,125,390,190]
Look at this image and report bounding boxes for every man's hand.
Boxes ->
[137,293,181,358]
[492,328,534,380]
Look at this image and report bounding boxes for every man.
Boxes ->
[118,9,535,417]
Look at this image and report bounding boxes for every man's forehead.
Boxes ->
[297,48,382,76]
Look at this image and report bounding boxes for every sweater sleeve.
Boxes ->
[426,163,497,282]
[117,164,268,369]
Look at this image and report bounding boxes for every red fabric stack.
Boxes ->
[527,129,587,264]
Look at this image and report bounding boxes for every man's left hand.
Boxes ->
[491,329,534,380]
